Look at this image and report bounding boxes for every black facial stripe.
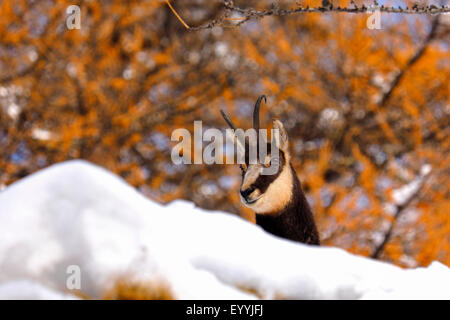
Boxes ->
[250,151,286,193]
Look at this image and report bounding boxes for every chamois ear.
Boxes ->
[272,119,289,153]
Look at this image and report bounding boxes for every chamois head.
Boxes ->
[220,95,294,215]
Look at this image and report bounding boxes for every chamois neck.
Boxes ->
[255,164,320,245]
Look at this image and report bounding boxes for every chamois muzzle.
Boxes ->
[240,187,255,200]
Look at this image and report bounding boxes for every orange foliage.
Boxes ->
[0,0,448,268]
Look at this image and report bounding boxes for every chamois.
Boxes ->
[221,95,320,245]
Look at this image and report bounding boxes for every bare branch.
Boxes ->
[184,1,450,30]
[371,166,432,259]
[379,17,441,107]
[224,0,450,16]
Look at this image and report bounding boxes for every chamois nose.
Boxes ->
[240,187,255,199]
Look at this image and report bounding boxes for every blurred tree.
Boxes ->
[0,0,448,267]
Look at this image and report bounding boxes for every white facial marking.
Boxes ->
[241,165,262,191]
[242,162,293,215]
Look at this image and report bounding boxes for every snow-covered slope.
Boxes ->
[0,160,448,300]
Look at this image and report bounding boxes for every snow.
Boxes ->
[0,160,449,300]
[0,280,79,300]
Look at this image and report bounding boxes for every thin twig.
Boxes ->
[165,0,190,29]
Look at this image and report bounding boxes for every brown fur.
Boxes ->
[222,99,320,245]
[255,164,320,245]
[241,149,320,245]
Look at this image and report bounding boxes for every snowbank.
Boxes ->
[0,160,448,299]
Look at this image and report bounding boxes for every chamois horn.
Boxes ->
[220,109,237,131]
[253,95,266,132]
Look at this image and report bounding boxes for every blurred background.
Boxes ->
[0,0,448,268]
